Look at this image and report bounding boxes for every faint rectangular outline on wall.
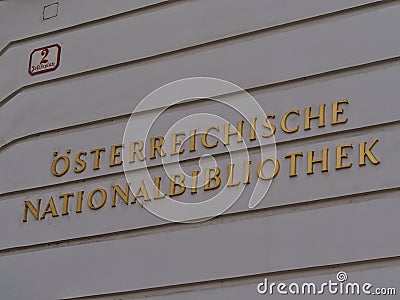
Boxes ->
[43,2,59,20]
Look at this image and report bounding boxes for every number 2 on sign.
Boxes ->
[40,48,49,64]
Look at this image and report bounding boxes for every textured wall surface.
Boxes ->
[0,1,399,299]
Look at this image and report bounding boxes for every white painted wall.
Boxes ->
[0,1,399,299]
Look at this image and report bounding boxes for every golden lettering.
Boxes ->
[332,99,349,125]
[90,147,106,170]
[59,192,74,216]
[190,129,197,152]
[74,151,87,173]
[154,177,166,199]
[110,144,123,167]
[204,167,221,191]
[51,152,70,177]
[359,139,380,166]
[30,103,390,225]
[150,136,166,159]
[243,160,251,184]
[336,144,353,170]
[250,118,257,141]
[87,188,107,210]
[135,181,151,201]
[307,148,329,174]
[170,174,186,196]
[202,126,220,148]
[40,197,59,219]
[281,110,300,133]
[130,141,145,163]
[76,191,84,213]
[224,121,244,145]
[191,170,200,194]
[257,158,280,180]
[285,152,303,177]
[305,104,326,130]
[23,199,41,222]
[262,114,276,137]
[227,164,240,186]
[171,132,186,155]
[112,183,130,207]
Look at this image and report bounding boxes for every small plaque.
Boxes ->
[29,44,61,76]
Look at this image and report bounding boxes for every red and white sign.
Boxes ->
[28,44,61,75]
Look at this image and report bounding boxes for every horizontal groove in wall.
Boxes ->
[62,255,400,299]
[0,187,398,257]
[1,55,399,153]
[3,0,385,58]
[1,117,398,197]
[0,0,181,57]
[0,0,398,109]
